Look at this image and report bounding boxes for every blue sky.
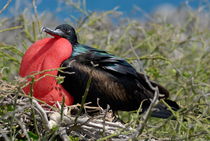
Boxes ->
[85,0,199,12]
[0,0,202,19]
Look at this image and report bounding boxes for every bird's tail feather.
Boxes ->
[137,72,169,99]
[150,99,180,119]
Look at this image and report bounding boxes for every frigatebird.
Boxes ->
[20,24,180,118]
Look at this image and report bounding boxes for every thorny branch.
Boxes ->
[0,80,133,140]
[129,38,160,138]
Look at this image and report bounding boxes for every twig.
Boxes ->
[32,0,41,31]
[74,74,92,123]
[129,38,160,138]
[102,105,110,135]
[64,0,89,16]
[0,127,10,141]
[58,127,69,141]
[0,78,134,140]
[0,105,30,120]
[0,0,12,14]
[32,99,50,130]
[15,119,31,141]
[131,87,159,138]
[49,111,128,131]
[0,26,23,33]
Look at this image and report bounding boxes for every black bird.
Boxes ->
[42,24,180,118]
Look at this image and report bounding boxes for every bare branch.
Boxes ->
[32,0,41,31]
[58,127,69,141]
[15,119,31,141]
[0,0,12,15]
[131,87,159,138]
[129,38,160,138]
[32,99,50,130]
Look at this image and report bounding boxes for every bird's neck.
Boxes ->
[71,43,89,57]
[69,40,78,46]
[72,43,80,55]
[67,35,78,46]
[73,43,79,47]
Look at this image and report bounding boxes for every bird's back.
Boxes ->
[59,44,170,111]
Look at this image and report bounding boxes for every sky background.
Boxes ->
[0,0,205,19]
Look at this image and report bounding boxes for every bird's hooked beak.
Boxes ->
[41,27,65,38]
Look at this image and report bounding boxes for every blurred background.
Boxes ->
[0,0,207,25]
[1,0,210,45]
[0,0,202,19]
[1,0,210,79]
[0,0,210,140]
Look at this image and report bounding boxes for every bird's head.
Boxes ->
[42,24,78,46]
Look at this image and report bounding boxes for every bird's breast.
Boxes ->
[20,37,74,105]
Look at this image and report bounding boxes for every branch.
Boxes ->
[131,87,159,138]
[32,99,50,130]
[58,127,69,141]
[32,0,41,32]
[0,0,12,15]
[129,38,160,138]
[0,79,134,140]
[48,110,132,140]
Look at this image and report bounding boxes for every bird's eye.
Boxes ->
[67,30,71,33]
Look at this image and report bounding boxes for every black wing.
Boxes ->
[71,44,139,78]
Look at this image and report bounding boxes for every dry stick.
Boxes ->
[56,101,70,141]
[68,115,125,130]
[47,111,128,140]
[9,89,21,140]
[58,127,69,141]
[0,105,30,120]
[15,119,31,141]
[96,98,110,136]
[32,0,38,16]
[49,110,127,130]
[0,127,10,141]
[128,38,160,138]
[1,85,130,140]
[32,0,41,32]
[131,87,159,138]
[0,0,12,14]
[133,5,154,22]
[102,105,110,136]
[33,100,69,141]
[20,68,130,140]
[65,0,89,16]
[32,100,50,130]
[96,98,104,111]
[29,78,41,137]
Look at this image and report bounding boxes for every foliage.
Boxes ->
[0,0,209,140]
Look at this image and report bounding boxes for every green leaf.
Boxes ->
[28,131,39,140]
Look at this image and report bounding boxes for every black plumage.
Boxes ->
[42,24,180,118]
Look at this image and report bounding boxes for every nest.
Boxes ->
[0,79,134,140]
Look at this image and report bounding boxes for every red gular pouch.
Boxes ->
[19,37,74,106]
